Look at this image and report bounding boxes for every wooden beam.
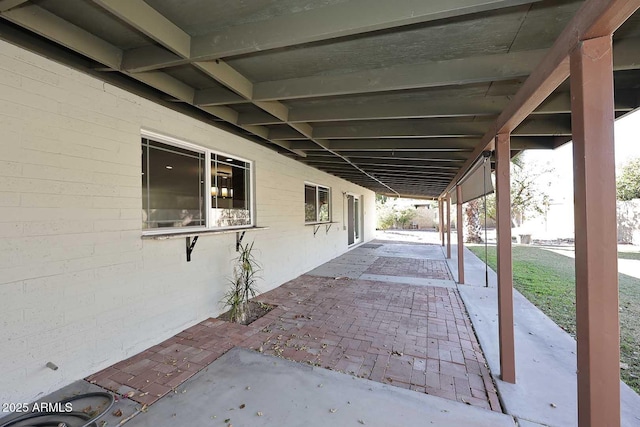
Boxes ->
[288,136,558,151]
[571,35,620,427]
[253,49,547,101]
[93,0,190,58]
[2,4,123,69]
[441,0,640,198]
[194,86,248,106]
[456,185,464,284]
[495,132,516,384]
[0,0,28,12]
[123,0,542,71]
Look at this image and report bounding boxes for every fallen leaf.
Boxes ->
[239,404,246,409]
[125,391,135,398]
[329,409,337,413]
[358,420,366,425]
[112,409,123,417]
[140,404,149,413]
[257,412,263,416]
[246,386,251,390]
[550,403,557,408]
[224,418,231,423]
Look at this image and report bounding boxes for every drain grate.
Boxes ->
[361,244,383,249]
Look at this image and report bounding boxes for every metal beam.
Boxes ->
[252,49,547,101]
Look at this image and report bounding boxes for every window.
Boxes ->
[305,183,331,223]
[142,132,253,232]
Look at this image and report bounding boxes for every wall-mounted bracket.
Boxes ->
[186,236,198,262]
[325,223,333,234]
[236,231,246,251]
[313,225,321,236]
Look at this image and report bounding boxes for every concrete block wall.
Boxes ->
[0,39,376,404]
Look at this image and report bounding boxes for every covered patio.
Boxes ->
[1,1,640,426]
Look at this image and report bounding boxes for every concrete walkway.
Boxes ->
[442,233,640,427]
[126,347,514,427]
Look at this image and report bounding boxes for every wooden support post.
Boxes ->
[570,35,620,427]
[456,186,464,284]
[446,195,451,259]
[439,198,445,246]
[495,132,516,384]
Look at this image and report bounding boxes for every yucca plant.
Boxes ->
[222,241,261,323]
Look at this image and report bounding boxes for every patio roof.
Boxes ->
[2,0,640,198]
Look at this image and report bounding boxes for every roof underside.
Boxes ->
[1,0,639,198]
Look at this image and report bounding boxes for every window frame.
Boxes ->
[304,181,331,224]
[141,129,255,236]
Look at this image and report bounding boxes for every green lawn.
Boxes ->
[468,245,640,394]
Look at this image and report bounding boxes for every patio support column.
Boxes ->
[456,185,464,284]
[495,132,516,384]
[446,195,451,259]
[439,198,445,246]
[570,35,620,427]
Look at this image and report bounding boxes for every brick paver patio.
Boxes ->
[364,256,453,280]
[87,271,500,412]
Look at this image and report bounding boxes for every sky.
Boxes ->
[526,110,640,202]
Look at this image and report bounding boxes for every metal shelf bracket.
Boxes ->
[186,236,198,262]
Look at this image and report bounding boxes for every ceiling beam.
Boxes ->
[442,0,640,196]
[91,0,311,157]
[236,90,637,125]
[253,49,547,101]
[2,4,303,156]
[270,116,570,140]
[288,136,558,151]
[304,159,461,170]
[2,4,122,69]
[306,151,471,160]
[121,0,542,71]
[93,0,190,58]
[194,86,248,106]
[0,0,28,13]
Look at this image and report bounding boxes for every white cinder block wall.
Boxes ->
[0,39,376,404]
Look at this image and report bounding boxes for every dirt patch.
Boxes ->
[217,301,275,326]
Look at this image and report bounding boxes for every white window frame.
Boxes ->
[142,129,255,235]
[304,181,331,224]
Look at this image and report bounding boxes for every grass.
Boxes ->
[468,245,640,394]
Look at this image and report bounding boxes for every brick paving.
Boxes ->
[364,257,454,280]
[87,274,500,412]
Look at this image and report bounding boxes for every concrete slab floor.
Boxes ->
[455,250,640,427]
[124,347,516,427]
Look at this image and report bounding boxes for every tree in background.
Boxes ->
[476,152,553,228]
[465,199,483,243]
[616,157,640,201]
[509,153,554,227]
[375,195,417,229]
